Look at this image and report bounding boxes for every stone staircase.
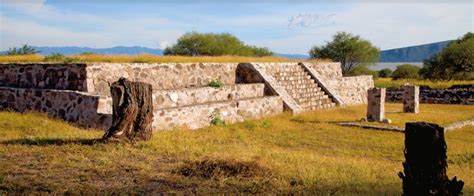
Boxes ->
[271,64,336,110]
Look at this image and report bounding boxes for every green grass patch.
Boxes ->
[0,103,472,194]
[375,78,474,89]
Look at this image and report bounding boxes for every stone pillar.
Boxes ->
[402,85,419,113]
[367,88,385,122]
[399,122,464,195]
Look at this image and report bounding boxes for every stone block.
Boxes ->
[367,87,386,122]
[402,85,420,113]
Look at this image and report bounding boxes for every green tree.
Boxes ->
[4,44,39,55]
[420,32,473,80]
[309,32,380,75]
[164,32,273,57]
[378,68,393,78]
[392,64,420,80]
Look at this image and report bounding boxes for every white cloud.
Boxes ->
[287,13,335,28]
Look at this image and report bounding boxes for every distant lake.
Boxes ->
[371,62,423,71]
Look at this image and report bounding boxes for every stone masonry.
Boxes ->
[402,85,419,113]
[367,88,386,122]
[0,62,374,130]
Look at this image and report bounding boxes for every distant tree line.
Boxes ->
[3,44,39,55]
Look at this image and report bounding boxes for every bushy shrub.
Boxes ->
[420,32,473,80]
[392,64,420,80]
[208,79,224,88]
[378,68,393,78]
[309,32,380,75]
[44,53,78,63]
[164,32,273,57]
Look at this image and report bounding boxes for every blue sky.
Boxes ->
[1,0,473,54]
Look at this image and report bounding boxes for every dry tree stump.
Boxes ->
[102,78,153,142]
[399,122,464,195]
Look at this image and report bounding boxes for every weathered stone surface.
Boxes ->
[402,85,419,113]
[153,96,283,130]
[367,88,386,122]
[399,122,464,195]
[0,63,88,91]
[386,85,473,105]
[305,62,374,105]
[0,87,111,129]
[153,84,264,109]
[85,63,239,96]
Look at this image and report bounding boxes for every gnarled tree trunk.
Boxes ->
[102,78,153,142]
[399,122,464,195]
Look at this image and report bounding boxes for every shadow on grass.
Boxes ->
[0,138,101,146]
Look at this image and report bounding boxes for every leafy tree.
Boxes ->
[392,64,420,80]
[420,32,473,80]
[309,32,380,75]
[378,68,393,78]
[164,32,273,57]
[4,44,39,55]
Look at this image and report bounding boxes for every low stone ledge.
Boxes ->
[153,84,265,109]
[0,87,112,130]
[337,122,404,132]
[445,118,474,131]
[153,96,283,130]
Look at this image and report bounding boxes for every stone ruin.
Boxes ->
[402,85,419,113]
[367,87,386,122]
[0,62,374,130]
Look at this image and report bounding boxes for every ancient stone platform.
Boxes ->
[0,62,374,130]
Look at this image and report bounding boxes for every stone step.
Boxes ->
[281,83,319,90]
[274,67,305,73]
[274,75,311,81]
[273,71,307,77]
[153,96,284,130]
[306,102,336,110]
[300,99,335,109]
[278,79,315,86]
[290,92,327,99]
[295,95,329,103]
[286,87,322,94]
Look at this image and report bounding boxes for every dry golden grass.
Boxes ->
[0,103,472,194]
[375,78,474,89]
[0,54,328,63]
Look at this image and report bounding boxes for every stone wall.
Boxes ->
[153,96,283,130]
[386,87,473,104]
[153,84,264,109]
[86,63,239,96]
[0,87,111,129]
[0,63,88,91]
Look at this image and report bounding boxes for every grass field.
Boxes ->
[374,78,474,89]
[0,54,323,63]
[0,103,473,194]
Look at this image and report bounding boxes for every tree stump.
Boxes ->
[399,122,464,195]
[102,78,153,142]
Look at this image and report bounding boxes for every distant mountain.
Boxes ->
[32,46,164,55]
[380,41,451,62]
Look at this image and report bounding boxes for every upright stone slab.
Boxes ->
[402,85,419,113]
[367,88,385,122]
[399,122,464,195]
